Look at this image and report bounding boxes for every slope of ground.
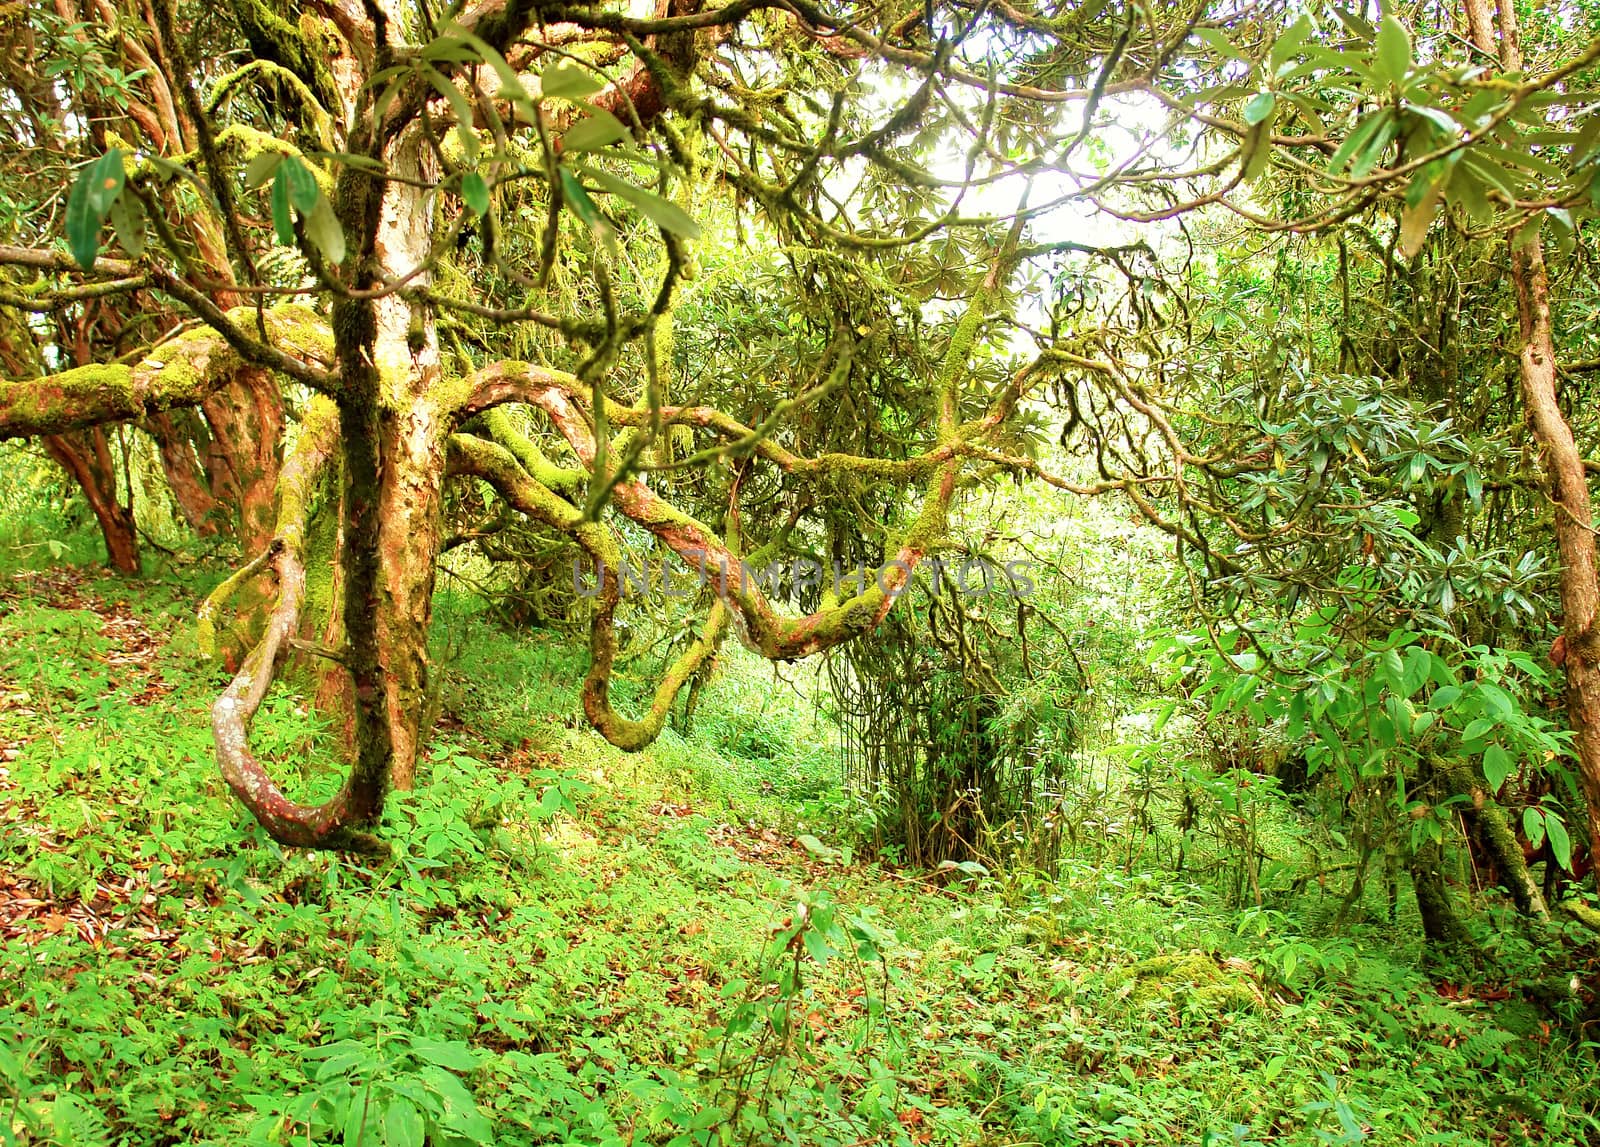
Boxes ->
[1,562,1597,1146]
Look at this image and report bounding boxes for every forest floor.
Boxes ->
[3,560,1599,1146]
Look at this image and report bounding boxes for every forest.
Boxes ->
[2,0,1600,1142]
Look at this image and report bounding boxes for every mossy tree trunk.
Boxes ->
[1412,756,1478,955]
[1411,836,1476,953]
[331,119,446,796]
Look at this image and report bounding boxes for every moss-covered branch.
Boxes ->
[447,431,729,751]
[0,304,330,438]
[210,397,385,852]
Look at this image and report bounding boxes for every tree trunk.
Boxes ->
[145,410,223,534]
[0,314,138,573]
[1445,762,1550,921]
[42,429,138,574]
[1465,0,1600,856]
[335,122,445,798]
[1411,836,1475,953]
[1412,755,1478,954]
[200,368,283,551]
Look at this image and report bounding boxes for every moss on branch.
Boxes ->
[0,305,330,438]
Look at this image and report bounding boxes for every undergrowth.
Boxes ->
[1,562,1597,1145]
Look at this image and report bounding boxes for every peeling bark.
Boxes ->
[200,367,284,551]
[146,410,223,535]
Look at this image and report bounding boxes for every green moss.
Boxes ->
[1114,952,1263,1013]
[228,0,341,113]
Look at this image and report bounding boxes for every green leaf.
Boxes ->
[304,195,346,265]
[442,23,535,119]
[409,1039,477,1072]
[1546,813,1572,871]
[560,107,629,153]
[1194,27,1248,63]
[1401,647,1432,698]
[1482,743,1515,789]
[1270,15,1314,71]
[1243,91,1277,126]
[65,166,101,271]
[1512,213,1543,252]
[461,172,490,217]
[311,150,388,174]
[417,35,481,64]
[1374,15,1412,86]
[422,63,478,141]
[1547,206,1576,257]
[1242,123,1274,182]
[1350,116,1399,177]
[85,149,125,216]
[558,166,608,234]
[382,1097,425,1147]
[1462,716,1496,743]
[541,59,605,100]
[1399,168,1445,258]
[584,168,703,238]
[1263,1054,1288,1083]
[343,1090,374,1147]
[455,123,481,165]
[1404,102,1459,140]
[802,927,833,965]
[1333,6,1375,40]
[244,150,284,190]
[797,833,842,861]
[109,193,146,259]
[419,1066,492,1141]
[1330,110,1389,174]
[270,165,295,245]
[144,154,192,184]
[372,74,408,126]
[281,155,320,214]
[1522,806,1546,850]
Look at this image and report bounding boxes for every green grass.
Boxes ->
[2,564,1598,1146]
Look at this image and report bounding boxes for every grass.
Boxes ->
[2,559,1599,1146]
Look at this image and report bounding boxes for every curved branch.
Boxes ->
[211,398,385,852]
[446,431,729,750]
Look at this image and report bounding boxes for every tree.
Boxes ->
[0,0,1596,861]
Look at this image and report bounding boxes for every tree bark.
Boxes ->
[1445,762,1550,921]
[146,410,223,535]
[199,367,283,551]
[42,429,139,574]
[333,118,446,799]
[0,312,139,572]
[1411,756,1479,953]
[0,305,330,438]
[1411,836,1475,952]
[1466,0,1600,856]
[209,398,385,851]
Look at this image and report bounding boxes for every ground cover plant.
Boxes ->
[5,0,1600,1143]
